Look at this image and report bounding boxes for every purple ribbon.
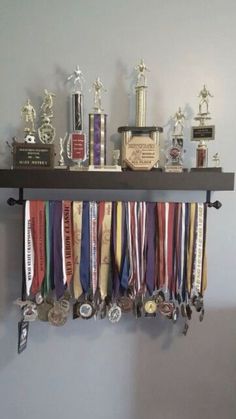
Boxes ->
[93,114,101,165]
[145,202,156,295]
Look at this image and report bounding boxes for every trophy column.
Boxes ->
[67,65,87,170]
[118,59,162,171]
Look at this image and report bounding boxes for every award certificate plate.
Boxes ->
[70,132,86,161]
[13,143,54,169]
[124,135,158,170]
[191,125,215,141]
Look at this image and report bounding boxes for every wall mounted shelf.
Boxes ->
[0,169,234,191]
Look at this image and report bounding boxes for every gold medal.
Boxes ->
[144,300,157,315]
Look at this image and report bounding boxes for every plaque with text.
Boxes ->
[13,143,54,169]
[124,135,158,170]
[70,132,86,161]
[191,125,215,141]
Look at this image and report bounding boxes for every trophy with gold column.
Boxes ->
[118,59,163,170]
[191,85,215,169]
[67,65,87,169]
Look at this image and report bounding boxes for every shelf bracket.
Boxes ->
[7,188,24,206]
[206,190,222,209]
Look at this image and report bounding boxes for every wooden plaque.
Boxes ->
[124,135,158,171]
[13,143,54,169]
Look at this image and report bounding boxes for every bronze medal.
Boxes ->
[59,299,70,314]
[37,300,53,322]
[118,296,133,313]
[48,302,67,327]
[23,303,38,322]
[158,302,174,319]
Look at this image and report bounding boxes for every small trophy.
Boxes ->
[11,99,54,169]
[55,133,68,169]
[118,59,163,170]
[191,85,215,169]
[38,89,56,144]
[67,65,87,170]
[165,107,185,172]
[21,99,37,143]
[88,77,107,169]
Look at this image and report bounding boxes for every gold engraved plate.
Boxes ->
[124,135,158,171]
[144,300,157,314]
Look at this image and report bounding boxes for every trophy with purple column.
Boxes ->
[88,77,107,170]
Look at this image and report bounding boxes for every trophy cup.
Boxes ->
[67,65,87,170]
[118,59,163,170]
[191,85,215,170]
[165,107,185,172]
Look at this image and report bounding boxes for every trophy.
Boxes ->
[21,99,37,143]
[38,89,56,144]
[67,65,87,170]
[11,98,54,169]
[165,107,185,172]
[191,85,215,169]
[118,59,163,170]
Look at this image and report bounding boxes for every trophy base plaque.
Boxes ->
[88,165,122,172]
[13,143,54,169]
[165,165,183,173]
[118,126,163,171]
[191,167,222,172]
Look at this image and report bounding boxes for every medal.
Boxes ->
[48,302,67,326]
[172,306,179,323]
[186,304,192,320]
[108,304,122,323]
[35,292,43,305]
[118,296,133,313]
[180,303,187,318]
[23,303,38,322]
[158,302,173,319]
[37,300,53,322]
[99,300,107,320]
[143,299,157,315]
[59,298,70,314]
[78,301,95,319]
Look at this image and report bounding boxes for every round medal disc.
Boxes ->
[118,296,133,313]
[79,302,94,319]
[35,292,44,305]
[59,299,70,314]
[108,304,122,323]
[23,303,38,322]
[37,301,53,322]
[159,302,174,318]
[48,304,67,327]
[144,300,157,315]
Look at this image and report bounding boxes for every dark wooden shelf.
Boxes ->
[0,169,234,191]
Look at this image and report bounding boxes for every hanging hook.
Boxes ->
[7,188,24,206]
[205,190,222,209]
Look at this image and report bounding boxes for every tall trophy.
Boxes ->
[67,65,87,169]
[88,77,107,169]
[165,107,185,172]
[118,59,163,170]
[191,85,215,169]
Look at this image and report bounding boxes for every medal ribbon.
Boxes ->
[187,203,196,295]
[145,202,156,295]
[193,203,204,294]
[30,201,45,296]
[127,202,134,289]
[72,202,83,299]
[53,201,65,299]
[43,201,52,295]
[99,202,112,300]
[90,201,98,296]
[80,201,90,294]
[157,203,165,290]
[201,204,208,295]
[62,201,73,285]
[24,201,34,296]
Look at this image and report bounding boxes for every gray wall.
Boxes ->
[0,1,236,418]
